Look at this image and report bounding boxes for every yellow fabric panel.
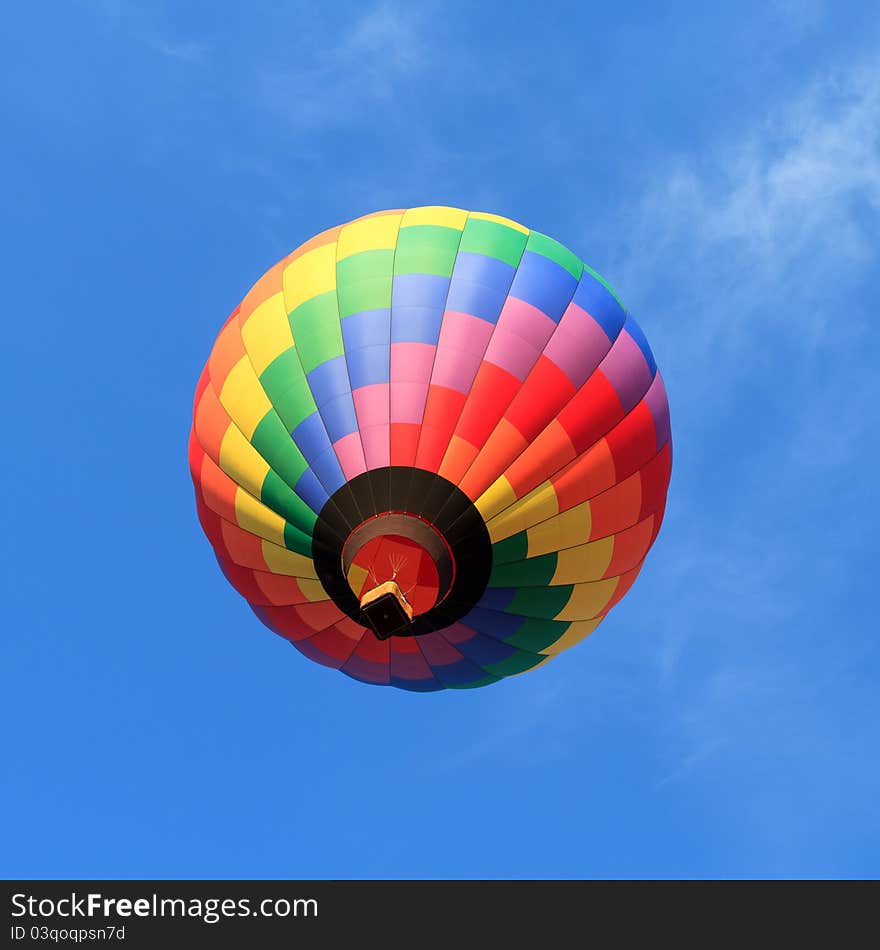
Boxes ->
[346,564,369,598]
[240,292,294,376]
[218,356,273,439]
[470,211,530,234]
[556,577,619,621]
[219,425,270,503]
[486,481,559,542]
[525,501,592,557]
[541,618,602,655]
[297,577,331,602]
[233,487,286,548]
[401,206,468,229]
[336,212,403,259]
[552,536,614,584]
[261,539,319,578]
[281,243,338,314]
[476,476,517,527]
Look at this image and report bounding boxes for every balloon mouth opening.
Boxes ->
[342,511,455,637]
[312,466,492,640]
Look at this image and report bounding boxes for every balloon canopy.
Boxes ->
[189,207,671,690]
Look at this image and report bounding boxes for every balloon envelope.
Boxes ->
[189,207,671,690]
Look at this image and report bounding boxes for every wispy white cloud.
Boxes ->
[258,2,429,129]
[86,1,213,67]
[609,59,880,377]
[345,1,424,88]
[596,55,880,800]
[150,38,212,66]
[613,58,880,498]
[769,0,827,37]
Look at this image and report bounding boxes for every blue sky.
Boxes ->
[2,0,878,878]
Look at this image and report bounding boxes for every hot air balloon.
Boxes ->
[189,207,671,690]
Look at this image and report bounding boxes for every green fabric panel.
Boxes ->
[503,618,573,653]
[526,231,584,280]
[485,651,545,678]
[259,469,314,553]
[393,225,461,277]
[283,519,314,555]
[289,292,343,373]
[250,414,316,526]
[457,218,528,268]
[337,248,394,283]
[338,277,393,318]
[506,584,572,618]
[446,673,501,689]
[288,289,338,329]
[337,250,394,317]
[291,325,344,375]
[491,532,528,565]
[259,348,315,431]
[489,552,557,588]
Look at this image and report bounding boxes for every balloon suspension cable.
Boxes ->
[388,552,407,581]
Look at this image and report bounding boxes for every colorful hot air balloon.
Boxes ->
[189,207,671,690]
